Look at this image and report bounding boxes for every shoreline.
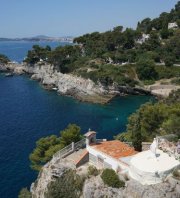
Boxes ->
[0,62,153,104]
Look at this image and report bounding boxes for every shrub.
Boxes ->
[143,80,155,85]
[136,58,158,80]
[45,170,84,198]
[18,188,31,198]
[173,169,180,179]
[171,78,180,85]
[88,165,99,176]
[101,169,125,188]
[164,56,175,67]
[0,54,10,64]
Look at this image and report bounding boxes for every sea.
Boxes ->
[0,41,153,198]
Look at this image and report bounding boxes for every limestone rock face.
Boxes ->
[83,176,124,198]
[123,179,180,198]
[82,176,180,198]
[0,62,150,103]
[0,63,8,72]
[30,152,180,198]
[31,159,75,198]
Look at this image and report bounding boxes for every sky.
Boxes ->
[0,0,179,38]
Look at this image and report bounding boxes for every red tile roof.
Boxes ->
[90,140,137,159]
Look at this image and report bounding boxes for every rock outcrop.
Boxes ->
[83,176,124,198]
[31,159,76,198]
[123,178,180,198]
[0,62,151,104]
[31,157,180,198]
[83,176,180,198]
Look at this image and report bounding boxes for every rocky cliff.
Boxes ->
[31,156,180,198]
[0,62,150,104]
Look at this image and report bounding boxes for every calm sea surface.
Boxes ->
[0,41,153,198]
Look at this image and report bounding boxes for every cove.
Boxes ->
[0,74,153,198]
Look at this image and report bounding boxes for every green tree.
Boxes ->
[136,58,158,80]
[29,124,82,171]
[160,28,170,39]
[29,135,62,171]
[25,45,51,64]
[0,54,10,64]
[60,124,82,147]
[164,55,175,66]
[116,89,180,149]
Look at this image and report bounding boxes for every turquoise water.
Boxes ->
[0,74,153,198]
[0,41,153,198]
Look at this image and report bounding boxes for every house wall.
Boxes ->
[87,146,128,172]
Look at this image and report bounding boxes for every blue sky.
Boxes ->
[0,0,179,38]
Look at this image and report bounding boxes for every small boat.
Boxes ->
[5,73,13,77]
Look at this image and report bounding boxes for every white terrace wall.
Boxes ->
[87,146,128,172]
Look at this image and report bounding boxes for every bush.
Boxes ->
[45,170,84,198]
[155,66,180,79]
[171,78,180,85]
[101,169,125,188]
[18,188,31,198]
[143,80,155,85]
[0,54,10,64]
[88,165,99,176]
[173,169,180,179]
[164,56,175,67]
[136,58,158,80]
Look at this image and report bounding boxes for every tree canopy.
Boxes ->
[0,54,10,64]
[115,89,180,151]
[136,58,158,80]
[24,2,180,88]
[29,124,82,171]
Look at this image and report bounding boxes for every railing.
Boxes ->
[53,143,72,159]
[52,138,86,163]
[74,138,86,150]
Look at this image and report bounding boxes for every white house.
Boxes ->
[78,132,180,185]
[168,22,178,30]
[136,33,150,44]
[84,131,137,174]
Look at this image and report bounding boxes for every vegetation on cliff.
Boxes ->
[29,124,82,171]
[45,170,85,198]
[24,2,180,87]
[0,54,10,64]
[18,188,31,198]
[101,169,125,188]
[115,89,180,151]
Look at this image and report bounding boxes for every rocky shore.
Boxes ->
[30,156,180,198]
[0,62,151,104]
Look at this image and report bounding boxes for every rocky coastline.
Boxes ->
[0,62,151,104]
[30,156,180,198]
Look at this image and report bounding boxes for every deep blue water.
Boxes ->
[0,42,153,198]
[0,41,69,62]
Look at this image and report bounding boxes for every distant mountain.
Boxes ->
[33,35,50,39]
[0,36,74,42]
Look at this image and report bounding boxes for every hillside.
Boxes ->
[23,2,180,90]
